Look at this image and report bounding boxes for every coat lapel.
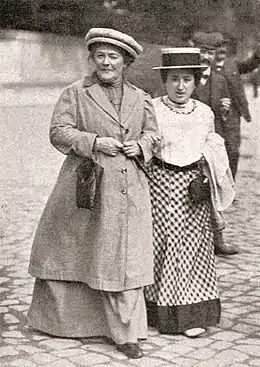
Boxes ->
[120,82,139,126]
[83,76,119,122]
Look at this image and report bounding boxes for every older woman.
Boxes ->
[27,28,158,359]
[145,48,235,337]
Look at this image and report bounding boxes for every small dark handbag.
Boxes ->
[188,174,211,204]
[76,158,104,210]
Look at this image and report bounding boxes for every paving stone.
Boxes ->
[160,344,194,355]
[45,359,76,367]
[237,338,260,346]
[152,350,179,360]
[16,345,45,354]
[104,363,134,367]
[0,346,19,356]
[2,331,26,339]
[51,347,93,358]
[8,326,19,331]
[9,359,38,367]
[211,331,245,342]
[0,307,9,313]
[171,357,198,366]
[0,277,9,283]
[0,300,20,306]
[30,352,59,364]
[82,343,115,353]
[233,344,260,357]
[196,360,227,367]
[225,305,258,314]
[174,338,213,348]
[9,305,29,312]
[250,359,260,366]
[2,338,22,345]
[130,357,166,366]
[39,338,82,349]
[232,323,259,334]
[69,352,110,365]
[148,336,172,346]
[3,314,20,324]
[187,347,217,360]
[211,349,248,364]
[102,350,129,361]
[210,341,234,350]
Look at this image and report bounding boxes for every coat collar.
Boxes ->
[83,73,139,125]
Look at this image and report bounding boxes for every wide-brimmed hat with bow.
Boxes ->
[153,47,208,70]
[85,28,143,59]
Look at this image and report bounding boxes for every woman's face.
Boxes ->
[166,69,196,104]
[92,44,126,84]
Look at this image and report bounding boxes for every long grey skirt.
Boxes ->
[27,279,148,344]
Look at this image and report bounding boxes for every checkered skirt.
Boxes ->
[145,163,218,307]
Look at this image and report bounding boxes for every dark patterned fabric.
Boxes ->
[145,163,220,332]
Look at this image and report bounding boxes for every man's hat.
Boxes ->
[85,28,143,58]
[153,48,208,70]
[192,31,224,50]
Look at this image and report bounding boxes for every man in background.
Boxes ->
[192,31,237,257]
[213,38,260,179]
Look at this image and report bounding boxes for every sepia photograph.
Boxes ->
[0,1,260,366]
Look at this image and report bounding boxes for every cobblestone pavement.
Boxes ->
[0,86,260,366]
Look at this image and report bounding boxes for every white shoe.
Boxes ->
[183,328,206,338]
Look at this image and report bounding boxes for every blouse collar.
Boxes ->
[161,96,197,115]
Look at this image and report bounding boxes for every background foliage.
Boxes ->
[1,0,260,48]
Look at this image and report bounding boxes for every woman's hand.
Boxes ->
[96,137,123,156]
[122,141,141,157]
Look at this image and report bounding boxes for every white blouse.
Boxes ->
[153,96,215,167]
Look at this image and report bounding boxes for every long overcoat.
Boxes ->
[28,74,158,292]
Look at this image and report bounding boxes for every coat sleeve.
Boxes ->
[136,92,159,163]
[49,86,98,158]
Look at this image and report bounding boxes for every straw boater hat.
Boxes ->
[153,47,208,70]
[85,28,143,59]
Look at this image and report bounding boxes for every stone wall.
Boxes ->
[0,29,89,86]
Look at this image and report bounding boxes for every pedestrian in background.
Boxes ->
[213,37,260,179]
[251,68,260,98]
[191,31,238,257]
[27,28,158,359]
[145,48,235,338]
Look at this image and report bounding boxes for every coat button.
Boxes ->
[121,168,127,174]
[121,189,127,195]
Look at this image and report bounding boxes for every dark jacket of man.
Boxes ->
[212,51,260,177]
[192,70,229,137]
[213,56,258,122]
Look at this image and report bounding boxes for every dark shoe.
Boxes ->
[116,343,144,359]
[214,231,239,256]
